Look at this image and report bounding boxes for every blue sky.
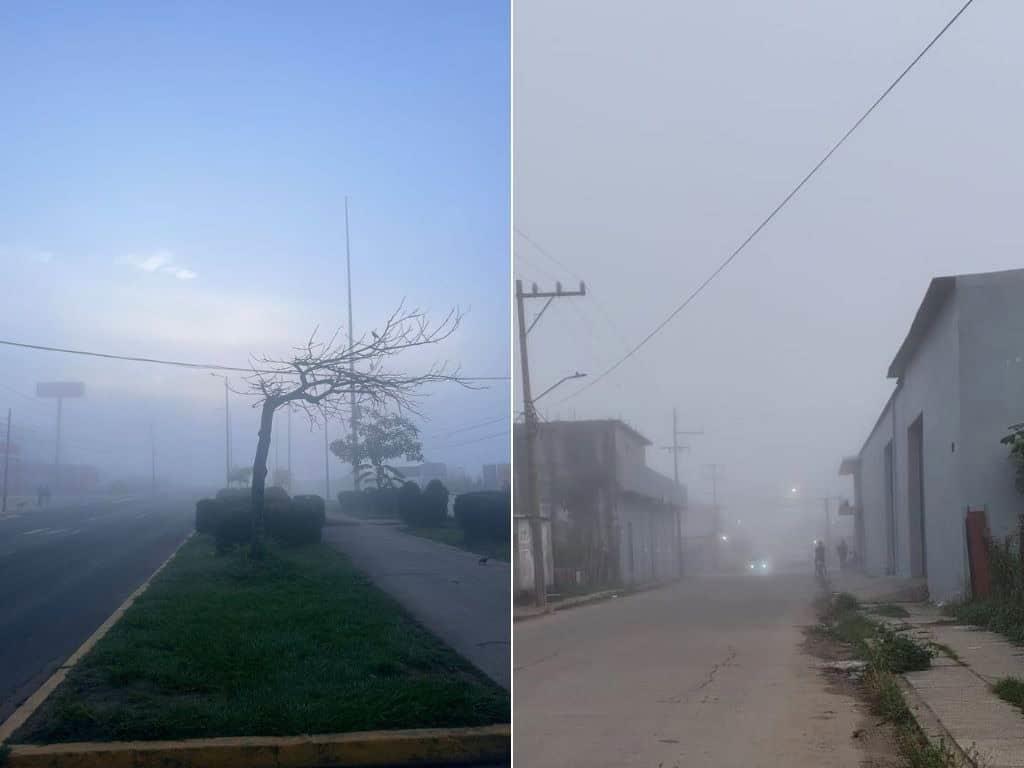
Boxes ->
[0,1,509,488]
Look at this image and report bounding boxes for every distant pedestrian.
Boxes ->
[36,486,44,507]
[837,538,849,571]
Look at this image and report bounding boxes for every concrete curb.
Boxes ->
[0,532,195,743]
[514,580,677,622]
[897,676,978,768]
[3,724,511,767]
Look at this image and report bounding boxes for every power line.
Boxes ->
[431,429,509,450]
[0,338,508,381]
[555,0,976,404]
[429,414,508,438]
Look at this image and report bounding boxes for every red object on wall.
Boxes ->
[965,507,991,599]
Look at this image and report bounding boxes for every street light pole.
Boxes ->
[2,408,11,516]
[211,374,231,488]
[345,196,359,491]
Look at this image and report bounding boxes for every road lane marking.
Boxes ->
[22,528,49,535]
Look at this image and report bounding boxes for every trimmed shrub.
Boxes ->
[215,503,253,553]
[421,479,450,528]
[195,498,220,534]
[268,494,325,546]
[265,485,291,507]
[454,491,510,543]
[397,481,422,525]
[366,487,398,518]
[338,490,371,517]
[215,487,249,502]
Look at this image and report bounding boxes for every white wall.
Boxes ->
[859,398,895,577]
[892,291,963,600]
[957,271,1024,542]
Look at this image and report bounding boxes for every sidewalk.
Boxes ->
[323,512,509,689]
[836,574,1024,767]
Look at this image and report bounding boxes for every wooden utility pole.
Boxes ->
[661,410,702,578]
[2,409,11,516]
[516,278,586,608]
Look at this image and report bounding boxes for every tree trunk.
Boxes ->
[251,398,277,542]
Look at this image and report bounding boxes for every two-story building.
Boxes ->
[514,419,685,595]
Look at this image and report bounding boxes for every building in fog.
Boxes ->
[514,419,685,595]
[0,458,99,495]
[844,269,1024,602]
[394,462,447,487]
[482,462,510,491]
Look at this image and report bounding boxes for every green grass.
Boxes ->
[402,521,510,562]
[872,603,912,618]
[993,676,1024,713]
[13,536,508,744]
[949,598,1024,643]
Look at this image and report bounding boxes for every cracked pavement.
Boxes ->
[514,570,881,767]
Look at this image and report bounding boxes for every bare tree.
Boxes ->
[243,303,467,541]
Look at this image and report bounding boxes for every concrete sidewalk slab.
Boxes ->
[323,512,509,689]
[843,585,1024,767]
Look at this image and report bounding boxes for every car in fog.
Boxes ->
[747,557,771,574]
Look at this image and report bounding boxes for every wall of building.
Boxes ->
[957,271,1024,542]
[859,399,896,577]
[514,515,553,598]
[893,290,963,600]
[616,496,677,585]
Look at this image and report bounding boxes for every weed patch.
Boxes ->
[872,603,911,618]
[993,676,1024,713]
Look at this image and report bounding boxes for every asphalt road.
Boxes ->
[515,569,880,768]
[323,515,510,689]
[0,495,194,722]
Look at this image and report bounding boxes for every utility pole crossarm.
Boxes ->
[516,278,587,609]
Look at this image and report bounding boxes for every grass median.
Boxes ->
[401,521,510,562]
[13,535,509,744]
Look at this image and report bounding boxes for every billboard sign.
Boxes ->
[36,382,85,398]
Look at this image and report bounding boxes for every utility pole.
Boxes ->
[212,374,231,488]
[2,408,11,516]
[345,196,359,490]
[704,463,722,570]
[660,410,702,579]
[150,422,156,496]
[324,414,331,502]
[516,278,586,608]
[287,404,292,492]
[55,396,62,492]
[824,497,832,561]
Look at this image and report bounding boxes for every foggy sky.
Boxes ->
[514,0,1023,526]
[0,1,510,492]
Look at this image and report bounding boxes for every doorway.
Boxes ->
[907,415,927,578]
[884,441,896,575]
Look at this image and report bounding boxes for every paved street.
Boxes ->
[323,514,510,689]
[0,495,194,722]
[515,570,880,768]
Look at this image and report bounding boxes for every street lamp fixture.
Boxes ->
[533,371,587,403]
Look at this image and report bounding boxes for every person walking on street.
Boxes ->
[837,538,849,571]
